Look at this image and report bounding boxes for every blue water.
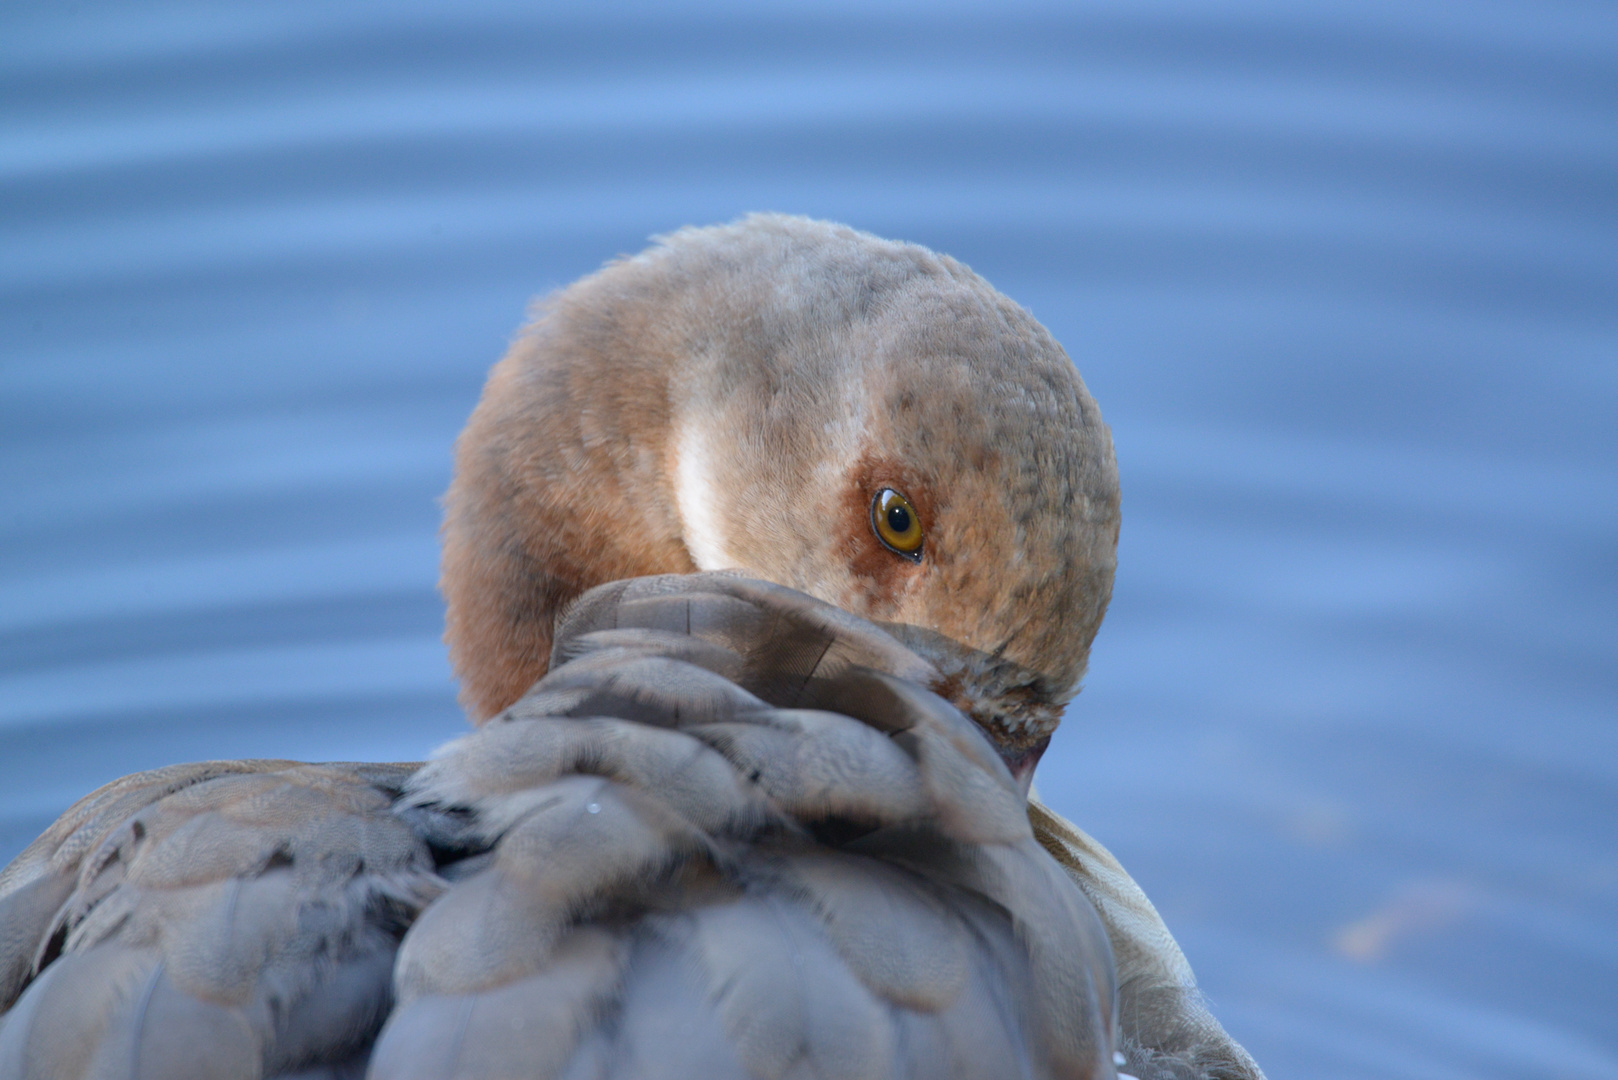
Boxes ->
[2,2,1614,1075]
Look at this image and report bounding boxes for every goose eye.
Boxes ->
[871,488,924,561]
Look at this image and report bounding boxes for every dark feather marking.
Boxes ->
[795,630,838,703]
[33,918,69,984]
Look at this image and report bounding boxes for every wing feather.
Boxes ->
[0,762,440,1080]
[4,574,1147,1079]
[378,574,1121,1079]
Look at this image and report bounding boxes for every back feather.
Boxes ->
[0,762,441,1079]
[2,574,1264,1079]
[380,573,1121,1079]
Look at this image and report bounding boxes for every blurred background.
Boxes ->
[2,1,1614,1075]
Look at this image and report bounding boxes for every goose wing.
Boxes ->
[374,572,1121,1080]
[0,572,1128,1079]
[0,760,443,1079]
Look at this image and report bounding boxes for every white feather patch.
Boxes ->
[673,420,733,571]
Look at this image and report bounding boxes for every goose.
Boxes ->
[0,216,1263,1080]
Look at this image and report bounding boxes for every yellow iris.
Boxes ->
[872,488,924,560]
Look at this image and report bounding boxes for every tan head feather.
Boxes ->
[442,215,1120,757]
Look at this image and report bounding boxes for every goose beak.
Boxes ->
[877,621,1064,799]
[997,735,1050,796]
[950,695,1056,797]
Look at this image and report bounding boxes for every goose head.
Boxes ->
[441,215,1120,789]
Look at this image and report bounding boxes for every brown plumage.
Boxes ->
[0,216,1262,1080]
[441,216,1119,760]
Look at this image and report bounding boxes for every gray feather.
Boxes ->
[373,928,627,1080]
[408,718,774,841]
[687,713,928,826]
[0,763,439,1080]
[5,575,1137,1080]
[393,776,706,1003]
[368,575,1125,1079]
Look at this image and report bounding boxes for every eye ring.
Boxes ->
[871,488,924,561]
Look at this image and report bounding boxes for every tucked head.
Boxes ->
[441,215,1120,778]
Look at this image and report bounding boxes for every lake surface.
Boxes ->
[2,2,1614,1075]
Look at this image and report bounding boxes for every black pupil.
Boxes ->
[886,504,911,533]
